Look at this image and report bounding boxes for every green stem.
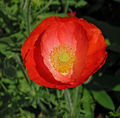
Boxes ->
[26,0,31,35]
[73,86,79,109]
[72,85,83,117]
[15,55,31,86]
[0,81,7,91]
[64,0,69,13]
[21,0,26,10]
[64,89,73,117]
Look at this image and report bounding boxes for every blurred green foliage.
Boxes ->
[0,0,120,118]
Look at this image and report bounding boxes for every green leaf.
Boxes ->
[75,0,87,8]
[82,88,94,118]
[37,12,67,20]
[92,90,115,110]
[112,85,120,91]
[3,65,17,78]
[109,106,120,117]
[105,38,111,46]
[18,79,31,93]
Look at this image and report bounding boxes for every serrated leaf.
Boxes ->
[92,90,115,110]
[37,12,67,20]
[18,79,31,93]
[75,0,87,8]
[3,65,17,78]
[82,88,94,118]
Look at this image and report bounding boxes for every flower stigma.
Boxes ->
[50,45,76,75]
[59,52,70,62]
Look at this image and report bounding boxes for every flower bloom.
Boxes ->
[67,11,76,16]
[97,116,102,118]
[21,16,107,89]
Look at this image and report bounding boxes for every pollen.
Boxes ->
[50,45,76,74]
[59,52,70,62]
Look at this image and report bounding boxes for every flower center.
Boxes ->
[50,45,76,74]
[59,52,70,62]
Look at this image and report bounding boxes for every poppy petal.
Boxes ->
[75,18,107,84]
[21,16,56,60]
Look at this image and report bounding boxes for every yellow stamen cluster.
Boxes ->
[50,45,76,74]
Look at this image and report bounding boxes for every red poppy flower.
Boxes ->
[21,16,107,89]
[97,116,102,118]
[67,11,76,16]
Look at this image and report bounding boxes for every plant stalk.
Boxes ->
[64,89,73,117]
[64,0,69,13]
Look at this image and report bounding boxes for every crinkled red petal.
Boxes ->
[75,18,107,84]
[41,17,88,84]
[24,46,79,89]
[21,16,56,60]
[21,16,107,89]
